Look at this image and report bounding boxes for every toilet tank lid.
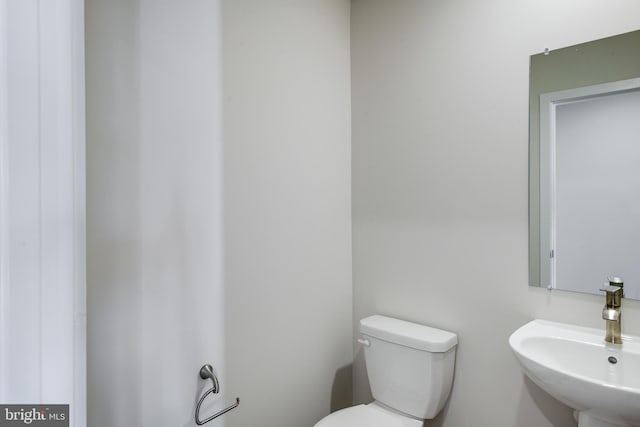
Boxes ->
[360,315,457,353]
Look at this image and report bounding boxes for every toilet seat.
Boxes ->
[314,403,422,427]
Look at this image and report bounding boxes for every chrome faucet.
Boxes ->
[600,277,624,344]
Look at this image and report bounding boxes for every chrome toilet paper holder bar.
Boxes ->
[195,364,240,425]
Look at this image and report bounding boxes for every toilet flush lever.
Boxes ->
[357,338,370,347]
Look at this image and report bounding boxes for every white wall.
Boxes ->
[88,1,352,426]
[351,1,640,426]
[1,1,85,425]
[86,1,224,425]
[222,1,353,426]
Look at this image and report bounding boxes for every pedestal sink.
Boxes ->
[509,320,640,427]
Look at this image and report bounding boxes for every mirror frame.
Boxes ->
[529,29,640,289]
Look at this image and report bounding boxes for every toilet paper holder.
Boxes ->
[195,364,240,425]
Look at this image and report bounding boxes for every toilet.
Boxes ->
[315,315,457,427]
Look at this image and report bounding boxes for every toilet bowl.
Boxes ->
[314,315,457,427]
[315,403,422,427]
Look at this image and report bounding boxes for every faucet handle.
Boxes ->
[608,277,624,297]
[608,276,624,285]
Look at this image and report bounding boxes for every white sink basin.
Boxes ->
[509,319,640,427]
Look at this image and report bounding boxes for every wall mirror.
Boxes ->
[529,29,640,299]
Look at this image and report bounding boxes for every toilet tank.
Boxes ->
[359,315,457,420]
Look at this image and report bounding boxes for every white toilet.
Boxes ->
[315,315,457,427]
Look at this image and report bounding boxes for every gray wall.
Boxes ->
[351,1,640,426]
[86,1,225,425]
[222,1,353,426]
[87,1,353,426]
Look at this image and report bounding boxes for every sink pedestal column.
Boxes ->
[576,411,626,427]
